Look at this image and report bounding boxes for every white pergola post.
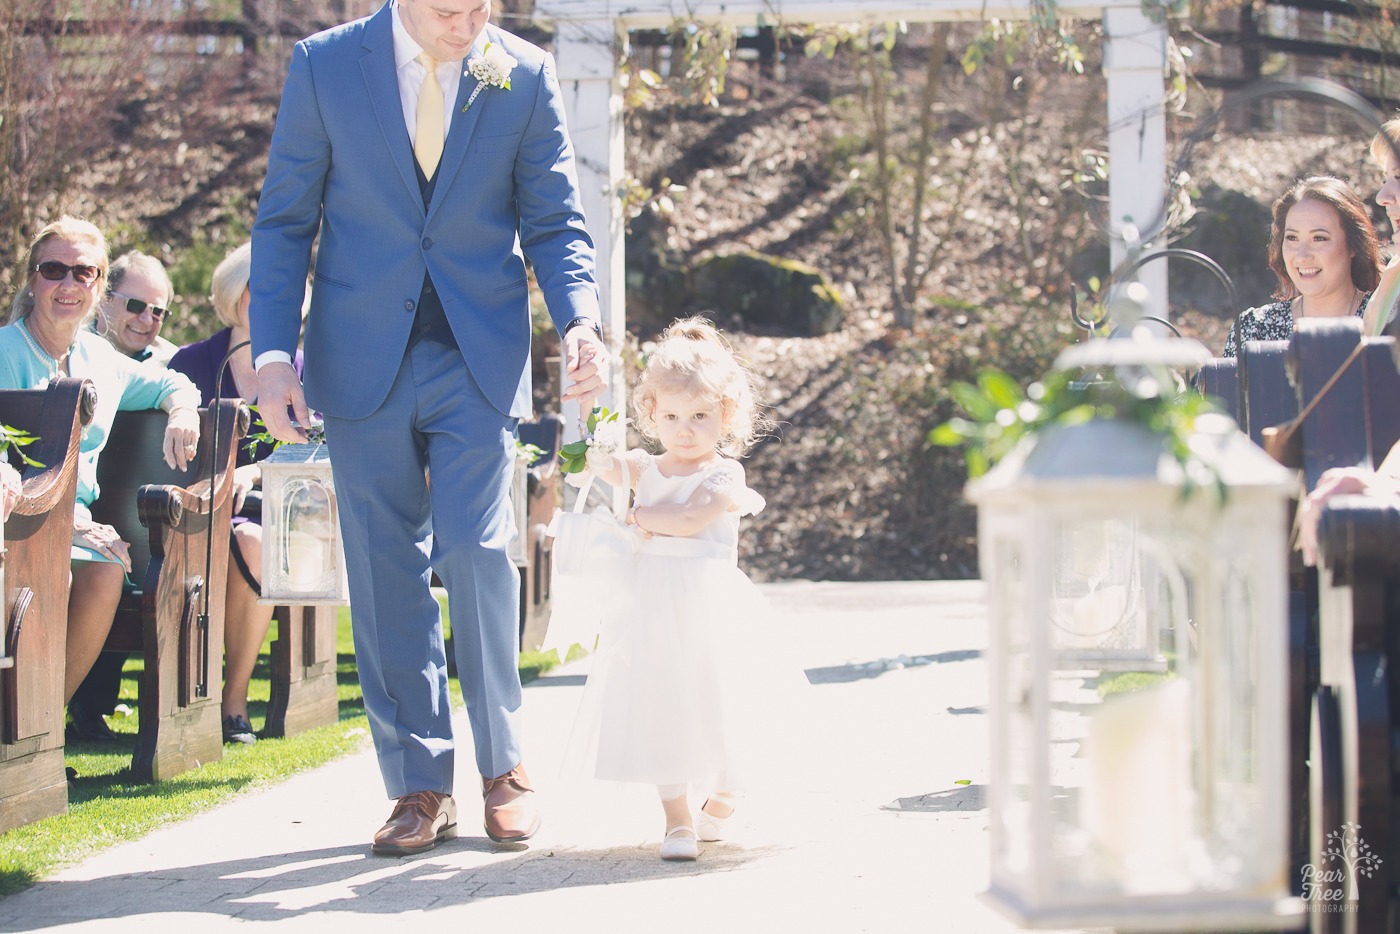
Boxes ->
[537,0,1170,402]
[1103,4,1169,325]
[554,14,629,425]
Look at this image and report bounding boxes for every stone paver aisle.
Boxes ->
[0,581,1090,934]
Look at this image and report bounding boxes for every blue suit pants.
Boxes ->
[324,338,522,798]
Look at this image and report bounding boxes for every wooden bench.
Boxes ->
[89,402,246,781]
[1202,318,1400,927]
[262,602,338,739]
[1237,339,1298,448]
[1285,318,1400,932]
[0,379,94,832]
[1194,356,1238,422]
[1311,498,1400,934]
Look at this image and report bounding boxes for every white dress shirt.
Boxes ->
[390,1,465,144]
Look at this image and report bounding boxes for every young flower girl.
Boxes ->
[568,316,778,860]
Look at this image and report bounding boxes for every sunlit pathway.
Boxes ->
[0,581,1095,934]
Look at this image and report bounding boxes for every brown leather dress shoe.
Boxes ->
[482,764,541,843]
[372,790,457,856]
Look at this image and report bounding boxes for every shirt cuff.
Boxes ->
[255,350,293,371]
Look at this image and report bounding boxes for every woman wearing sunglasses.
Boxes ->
[97,251,178,365]
[0,216,202,707]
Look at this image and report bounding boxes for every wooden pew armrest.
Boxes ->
[134,400,249,535]
[8,380,96,518]
[1316,495,1400,586]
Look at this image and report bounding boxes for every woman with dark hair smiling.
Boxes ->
[1223,175,1382,357]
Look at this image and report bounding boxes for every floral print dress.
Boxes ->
[1222,294,1371,357]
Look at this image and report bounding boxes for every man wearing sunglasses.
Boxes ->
[96,251,177,366]
[68,251,181,744]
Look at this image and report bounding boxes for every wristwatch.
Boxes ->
[563,316,603,340]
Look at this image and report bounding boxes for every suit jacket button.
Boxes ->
[422,237,433,250]
[404,300,415,312]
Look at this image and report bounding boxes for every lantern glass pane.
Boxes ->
[1049,519,1164,670]
[990,533,1033,879]
[277,477,338,595]
[1024,518,1281,905]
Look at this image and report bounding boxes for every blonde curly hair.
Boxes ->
[632,316,769,457]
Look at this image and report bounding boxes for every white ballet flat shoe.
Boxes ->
[697,797,734,842]
[696,809,729,842]
[660,825,699,861]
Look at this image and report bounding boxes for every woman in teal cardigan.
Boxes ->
[0,216,201,705]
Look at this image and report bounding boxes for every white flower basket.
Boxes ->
[539,472,634,658]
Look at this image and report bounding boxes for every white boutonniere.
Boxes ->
[462,42,517,112]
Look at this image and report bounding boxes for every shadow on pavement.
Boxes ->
[882,785,986,814]
[0,839,781,927]
[804,648,981,684]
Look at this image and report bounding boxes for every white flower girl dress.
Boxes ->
[566,452,779,791]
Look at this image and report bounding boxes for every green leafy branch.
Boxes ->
[559,406,621,475]
[0,423,43,468]
[516,441,546,465]
[244,405,325,455]
[930,366,1226,502]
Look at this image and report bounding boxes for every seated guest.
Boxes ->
[71,249,182,739]
[97,251,178,365]
[169,242,303,746]
[1367,119,1400,336]
[0,216,202,707]
[1223,176,1382,357]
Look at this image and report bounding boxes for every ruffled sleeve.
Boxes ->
[702,458,765,516]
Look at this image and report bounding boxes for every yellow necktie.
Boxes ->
[414,53,444,178]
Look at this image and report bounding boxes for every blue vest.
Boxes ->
[410,162,458,350]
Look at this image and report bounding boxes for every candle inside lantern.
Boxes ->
[1082,678,1193,891]
[285,529,328,590]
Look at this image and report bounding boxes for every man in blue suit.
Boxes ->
[250,0,606,854]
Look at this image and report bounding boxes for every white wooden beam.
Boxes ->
[536,0,1147,28]
[538,0,1176,396]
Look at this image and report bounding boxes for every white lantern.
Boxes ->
[969,337,1304,931]
[260,443,348,605]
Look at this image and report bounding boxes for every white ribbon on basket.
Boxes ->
[539,470,637,660]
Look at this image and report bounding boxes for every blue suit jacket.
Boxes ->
[250,5,600,419]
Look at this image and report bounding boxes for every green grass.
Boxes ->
[1097,669,1175,698]
[0,604,574,899]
